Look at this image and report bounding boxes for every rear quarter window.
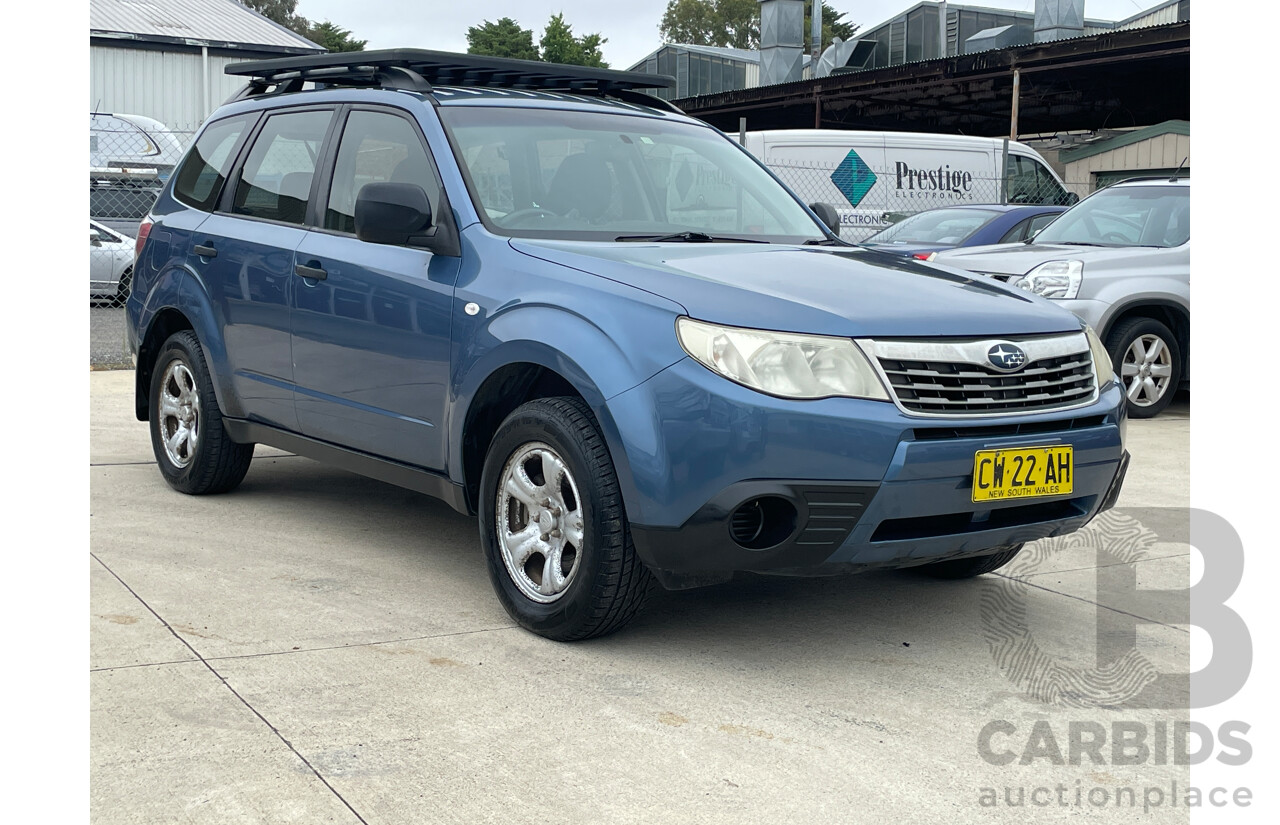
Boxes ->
[172,115,253,211]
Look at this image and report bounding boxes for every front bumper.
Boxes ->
[606,357,1128,578]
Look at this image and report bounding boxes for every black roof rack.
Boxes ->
[226,49,676,106]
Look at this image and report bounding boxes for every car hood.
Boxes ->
[933,242,1179,277]
[511,240,1081,338]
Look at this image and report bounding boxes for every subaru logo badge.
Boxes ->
[987,343,1028,372]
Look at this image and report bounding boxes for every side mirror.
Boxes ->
[809,202,841,235]
[355,182,433,246]
[90,229,102,247]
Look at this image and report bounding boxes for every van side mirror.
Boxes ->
[809,202,841,235]
[355,182,433,246]
[90,229,102,247]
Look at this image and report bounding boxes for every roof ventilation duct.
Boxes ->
[1034,0,1086,43]
[758,0,805,85]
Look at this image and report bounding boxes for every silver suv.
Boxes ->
[934,178,1189,418]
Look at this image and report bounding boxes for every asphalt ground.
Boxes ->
[90,369,1193,824]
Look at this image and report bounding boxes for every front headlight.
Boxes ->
[676,317,890,401]
[1013,260,1083,299]
[1084,325,1115,386]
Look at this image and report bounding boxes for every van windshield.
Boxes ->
[439,107,826,243]
[1034,185,1189,248]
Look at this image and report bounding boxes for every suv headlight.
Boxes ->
[1013,260,1083,299]
[1084,325,1115,386]
[676,317,890,401]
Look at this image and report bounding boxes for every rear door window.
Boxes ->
[172,115,253,211]
[232,110,333,225]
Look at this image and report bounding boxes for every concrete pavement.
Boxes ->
[91,369,1192,824]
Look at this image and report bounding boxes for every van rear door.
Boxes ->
[758,135,887,241]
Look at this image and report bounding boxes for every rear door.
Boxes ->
[193,107,337,430]
[290,105,460,471]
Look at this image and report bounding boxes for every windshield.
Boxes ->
[1034,185,1189,248]
[863,208,1000,245]
[438,107,826,243]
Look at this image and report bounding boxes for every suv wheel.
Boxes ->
[149,331,254,494]
[479,397,652,641]
[1106,317,1181,419]
[913,544,1024,579]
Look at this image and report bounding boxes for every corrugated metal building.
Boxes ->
[629,44,813,100]
[90,0,323,131]
[1114,0,1190,31]
[1059,120,1190,196]
[853,1,1117,68]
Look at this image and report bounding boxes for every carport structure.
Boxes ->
[677,22,1189,140]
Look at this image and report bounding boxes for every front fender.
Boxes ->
[448,300,686,522]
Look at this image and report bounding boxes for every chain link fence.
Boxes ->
[91,118,197,368]
[767,160,1091,242]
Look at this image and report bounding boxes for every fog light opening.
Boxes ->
[728,496,797,550]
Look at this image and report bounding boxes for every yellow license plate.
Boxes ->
[972,445,1073,503]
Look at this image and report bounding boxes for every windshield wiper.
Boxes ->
[803,238,849,246]
[614,232,769,243]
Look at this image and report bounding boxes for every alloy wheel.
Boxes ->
[496,442,585,603]
[158,360,201,468]
[1120,333,1174,408]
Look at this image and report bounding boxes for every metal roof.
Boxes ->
[628,43,813,71]
[90,0,323,53]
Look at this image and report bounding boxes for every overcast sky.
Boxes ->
[295,0,1162,68]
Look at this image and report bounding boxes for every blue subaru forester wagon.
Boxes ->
[126,51,1129,640]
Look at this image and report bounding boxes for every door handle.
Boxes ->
[193,243,217,258]
[294,263,328,281]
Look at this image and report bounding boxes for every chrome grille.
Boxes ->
[858,333,1098,417]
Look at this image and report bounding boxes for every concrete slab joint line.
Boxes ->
[91,552,372,825]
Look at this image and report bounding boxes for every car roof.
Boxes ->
[1107,176,1190,187]
[913,204,1065,214]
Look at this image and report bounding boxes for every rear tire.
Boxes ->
[913,544,1024,579]
[479,397,652,641]
[149,331,254,495]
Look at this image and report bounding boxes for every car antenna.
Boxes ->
[1169,156,1188,182]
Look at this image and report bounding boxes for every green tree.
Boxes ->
[305,21,366,52]
[659,0,758,49]
[807,5,859,53]
[242,1,366,51]
[539,13,610,67]
[466,17,541,61]
[659,1,857,52]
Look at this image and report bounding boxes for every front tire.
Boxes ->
[1107,317,1181,419]
[479,397,652,641]
[149,331,254,495]
[913,544,1024,579]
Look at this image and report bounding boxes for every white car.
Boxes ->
[90,220,134,300]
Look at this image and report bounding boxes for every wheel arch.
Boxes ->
[453,351,639,517]
[1100,299,1190,371]
[134,267,238,421]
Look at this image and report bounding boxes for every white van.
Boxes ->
[741,130,1075,241]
